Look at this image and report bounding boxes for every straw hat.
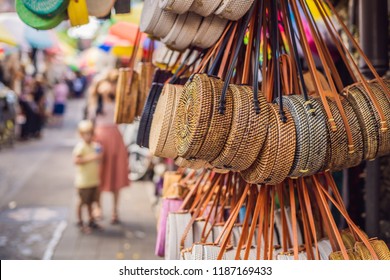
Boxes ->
[22,0,69,18]
[16,0,66,30]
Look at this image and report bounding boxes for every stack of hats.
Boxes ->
[16,0,118,29]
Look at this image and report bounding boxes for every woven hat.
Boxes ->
[153,10,178,38]
[16,0,66,30]
[189,0,222,17]
[192,15,228,49]
[22,0,69,18]
[159,0,194,14]
[140,0,164,34]
[86,0,115,17]
[214,0,255,21]
[170,13,202,51]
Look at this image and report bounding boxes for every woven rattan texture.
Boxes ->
[290,95,328,176]
[153,10,177,38]
[277,95,310,178]
[189,0,222,17]
[344,84,379,160]
[240,103,277,184]
[214,0,255,21]
[211,84,250,170]
[265,104,296,185]
[175,74,213,158]
[195,77,233,162]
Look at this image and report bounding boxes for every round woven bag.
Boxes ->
[363,79,390,157]
[194,77,233,162]
[170,13,202,51]
[175,74,214,158]
[289,95,329,176]
[159,0,194,14]
[343,83,380,160]
[192,15,228,49]
[161,13,188,46]
[149,84,178,157]
[276,95,310,178]
[318,97,363,171]
[175,157,212,170]
[16,0,66,30]
[153,10,178,38]
[263,104,296,185]
[212,84,270,172]
[214,0,255,21]
[22,0,69,18]
[86,0,115,17]
[140,0,164,34]
[189,0,222,17]
[240,103,277,184]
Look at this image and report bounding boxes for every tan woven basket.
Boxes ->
[214,0,255,21]
[160,0,194,14]
[161,13,188,46]
[240,103,278,184]
[175,74,213,158]
[149,84,176,157]
[189,0,222,17]
[114,68,129,124]
[140,0,164,34]
[137,62,156,117]
[343,83,379,160]
[276,95,310,178]
[264,104,296,185]
[171,13,202,51]
[175,157,212,170]
[114,68,139,124]
[153,10,178,38]
[192,15,228,49]
[194,76,233,162]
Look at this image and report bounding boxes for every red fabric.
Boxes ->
[94,125,130,192]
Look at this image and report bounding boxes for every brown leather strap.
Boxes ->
[268,186,276,260]
[276,183,290,251]
[179,170,208,211]
[218,24,238,78]
[256,186,267,259]
[242,14,256,84]
[288,179,299,260]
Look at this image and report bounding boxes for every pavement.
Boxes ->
[0,98,160,260]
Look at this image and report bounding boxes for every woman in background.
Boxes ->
[88,70,129,224]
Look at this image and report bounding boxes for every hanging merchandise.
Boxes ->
[134,0,390,260]
[85,0,115,18]
[140,0,228,51]
[22,0,69,18]
[68,0,89,27]
[16,0,67,30]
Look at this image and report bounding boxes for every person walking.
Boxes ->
[88,73,129,224]
[51,78,69,126]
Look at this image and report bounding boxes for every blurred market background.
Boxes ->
[0,0,389,260]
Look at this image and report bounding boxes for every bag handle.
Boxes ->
[299,177,321,259]
[281,0,314,112]
[288,0,337,131]
[276,183,291,251]
[219,2,256,114]
[217,183,251,260]
[311,176,350,259]
[323,0,389,95]
[179,170,208,211]
[297,0,356,154]
[314,175,379,260]
[287,179,300,260]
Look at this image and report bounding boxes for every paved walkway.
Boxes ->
[0,99,160,260]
